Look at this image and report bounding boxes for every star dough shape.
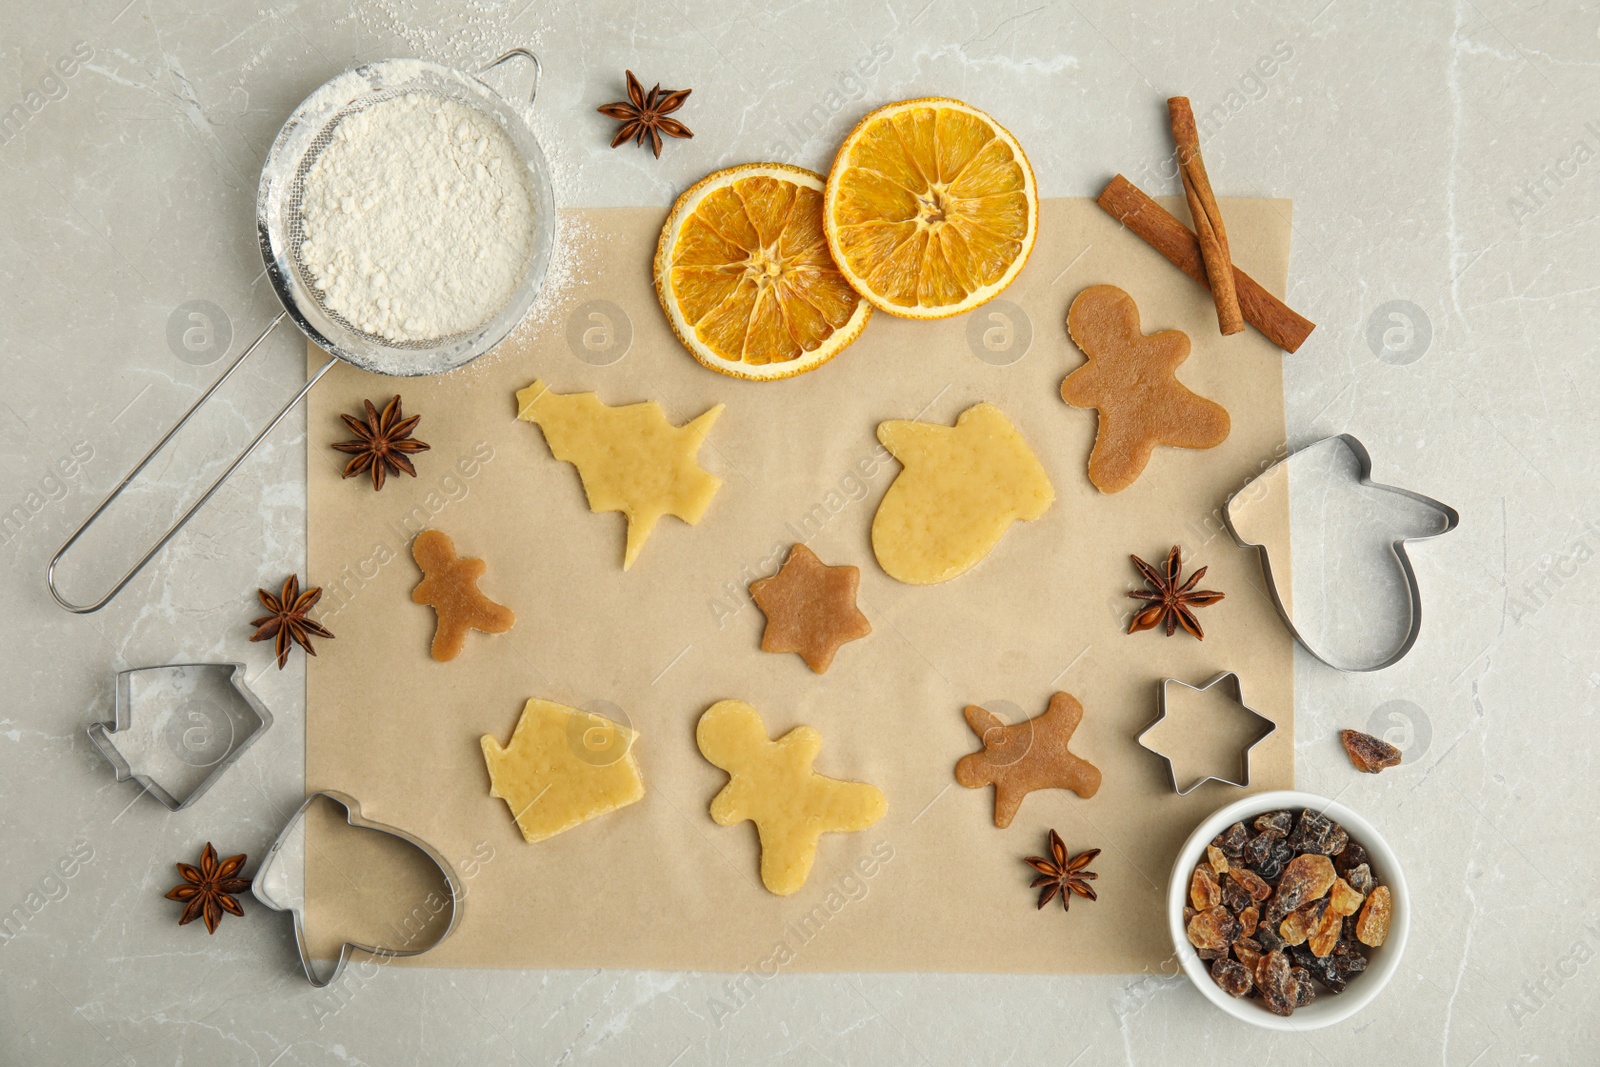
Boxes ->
[871,402,1054,585]
[1060,285,1230,493]
[954,692,1102,828]
[516,380,724,569]
[696,699,886,896]
[749,543,871,673]
[481,697,646,843]
[411,529,515,661]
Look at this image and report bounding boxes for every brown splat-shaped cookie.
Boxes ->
[411,530,515,662]
[1060,285,1230,493]
[955,692,1101,828]
[749,543,871,673]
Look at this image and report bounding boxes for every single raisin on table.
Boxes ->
[1187,906,1240,952]
[1355,885,1392,947]
[1340,729,1402,773]
[1191,866,1221,910]
[1212,957,1254,998]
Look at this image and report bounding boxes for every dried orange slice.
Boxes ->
[824,98,1038,319]
[655,163,872,381]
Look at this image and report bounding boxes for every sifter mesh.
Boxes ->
[283,87,471,352]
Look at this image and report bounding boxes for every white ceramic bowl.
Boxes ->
[1168,790,1409,1030]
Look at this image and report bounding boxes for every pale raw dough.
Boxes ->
[515,380,723,569]
[480,698,645,843]
[871,402,1054,585]
[696,699,886,896]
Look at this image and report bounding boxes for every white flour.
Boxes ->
[298,92,537,343]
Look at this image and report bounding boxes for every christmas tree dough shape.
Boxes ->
[871,402,1054,585]
[481,698,645,843]
[515,380,723,569]
[696,699,886,896]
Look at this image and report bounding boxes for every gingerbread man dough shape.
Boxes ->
[411,529,515,661]
[696,699,886,896]
[954,692,1101,828]
[1060,285,1229,493]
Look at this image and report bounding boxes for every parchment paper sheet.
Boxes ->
[306,196,1295,973]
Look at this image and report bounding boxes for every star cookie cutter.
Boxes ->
[252,790,463,988]
[1224,434,1459,673]
[88,663,272,811]
[1136,672,1276,795]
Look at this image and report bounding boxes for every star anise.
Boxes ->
[165,842,250,934]
[1127,544,1225,639]
[249,574,334,669]
[331,395,430,491]
[1024,829,1100,912]
[597,70,693,158]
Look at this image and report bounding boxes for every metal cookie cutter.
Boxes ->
[1224,433,1459,673]
[89,663,272,811]
[252,790,463,988]
[1136,672,1276,795]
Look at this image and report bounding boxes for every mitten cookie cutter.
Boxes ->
[1136,671,1276,795]
[252,790,463,988]
[88,663,272,811]
[1224,434,1459,672]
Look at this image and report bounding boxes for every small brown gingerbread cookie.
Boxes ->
[955,692,1101,828]
[1060,285,1229,493]
[749,544,871,673]
[411,529,515,662]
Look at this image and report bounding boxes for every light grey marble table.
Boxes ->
[3,0,1595,1063]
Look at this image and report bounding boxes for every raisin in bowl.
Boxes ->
[1167,790,1409,1030]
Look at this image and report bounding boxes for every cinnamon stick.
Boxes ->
[1096,174,1315,354]
[1168,97,1244,336]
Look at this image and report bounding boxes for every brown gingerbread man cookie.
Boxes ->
[955,692,1101,828]
[411,529,515,662]
[1060,285,1229,493]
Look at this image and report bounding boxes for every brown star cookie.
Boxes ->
[1060,285,1230,493]
[749,543,871,673]
[411,529,515,662]
[955,692,1102,828]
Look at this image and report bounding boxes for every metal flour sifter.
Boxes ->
[48,49,554,613]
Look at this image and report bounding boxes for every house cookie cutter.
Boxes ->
[88,663,272,811]
[1136,672,1276,795]
[1224,433,1459,673]
[252,790,463,988]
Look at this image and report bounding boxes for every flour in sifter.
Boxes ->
[297,92,537,343]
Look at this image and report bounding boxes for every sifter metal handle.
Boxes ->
[476,48,542,108]
[46,311,337,614]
